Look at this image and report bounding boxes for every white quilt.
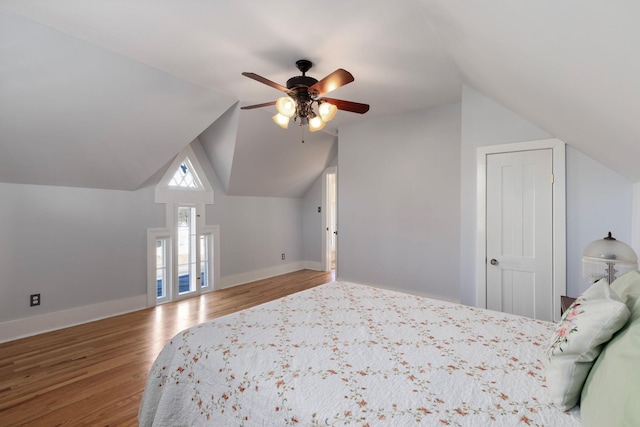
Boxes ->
[139,281,579,426]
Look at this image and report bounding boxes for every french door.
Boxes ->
[149,204,215,305]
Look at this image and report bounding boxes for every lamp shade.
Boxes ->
[272,113,289,129]
[275,97,296,118]
[309,116,325,132]
[582,232,638,282]
[318,102,338,122]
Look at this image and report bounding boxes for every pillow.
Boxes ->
[580,296,640,427]
[545,279,630,411]
[610,270,640,313]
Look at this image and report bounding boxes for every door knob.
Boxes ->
[490,259,498,265]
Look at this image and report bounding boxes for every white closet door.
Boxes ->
[486,149,553,320]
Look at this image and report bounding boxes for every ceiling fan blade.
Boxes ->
[308,69,354,96]
[322,97,369,114]
[240,101,277,110]
[242,72,289,93]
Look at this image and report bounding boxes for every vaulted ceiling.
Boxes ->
[1,1,639,196]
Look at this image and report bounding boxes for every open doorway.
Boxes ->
[322,166,337,272]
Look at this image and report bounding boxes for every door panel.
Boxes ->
[486,149,553,320]
[500,270,535,319]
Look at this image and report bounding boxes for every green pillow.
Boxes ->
[610,270,640,313]
[580,296,640,426]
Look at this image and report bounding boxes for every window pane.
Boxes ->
[168,161,201,189]
[177,206,197,294]
[200,234,212,289]
[156,239,168,298]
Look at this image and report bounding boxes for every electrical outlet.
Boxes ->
[281,253,285,260]
[30,293,41,307]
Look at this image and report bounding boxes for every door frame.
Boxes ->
[476,138,566,321]
[322,166,338,272]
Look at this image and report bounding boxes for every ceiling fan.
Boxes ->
[241,59,369,132]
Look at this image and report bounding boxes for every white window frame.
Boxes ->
[147,228,172,307]
[155,145,214,205]
[173,203,201,301]
[147,144,218,306]
[200,224,221,291]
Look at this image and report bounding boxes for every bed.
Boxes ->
[139,281,582,426]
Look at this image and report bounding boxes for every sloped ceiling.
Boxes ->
[1,1,638,196]
[421,0,640,182]
[0,8,236,191]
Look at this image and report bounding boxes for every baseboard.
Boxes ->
[218,261,306,289]
[1,262,322,343]
[0,294,147,344]
[303,261,324,271]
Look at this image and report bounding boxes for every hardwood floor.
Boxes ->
[0,269,334,426]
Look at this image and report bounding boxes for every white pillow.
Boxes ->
[545,279,629,411]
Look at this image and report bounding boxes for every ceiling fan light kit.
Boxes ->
[242,59,369,135]
[318,101,338,122]
[272,113,289,129]
[275,97,296,118]
[309,116,325,132]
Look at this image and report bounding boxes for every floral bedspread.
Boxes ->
[139,281,579,426]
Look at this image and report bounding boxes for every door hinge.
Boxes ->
[550,174,554,184]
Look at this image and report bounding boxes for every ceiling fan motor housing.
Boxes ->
[288,59,318,103]
[287,76,318,97]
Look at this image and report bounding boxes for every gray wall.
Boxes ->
[460,85,633,304]
[338,103,462,301]
[194,141,304,277]
[0,183,164,323]
[213,195,303,276]
[0,140,305,325]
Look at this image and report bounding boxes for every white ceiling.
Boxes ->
[1,0,639,195]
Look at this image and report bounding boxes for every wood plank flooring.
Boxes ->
[0,269,334,426]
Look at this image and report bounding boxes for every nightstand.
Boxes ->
[560,296,577,316]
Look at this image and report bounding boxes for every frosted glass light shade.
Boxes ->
[309,116,325,132]
[276,97,296,117]
[318,102,337,122]
[582,236,638,263]
[582,232,638,282]
[272,113,289,129]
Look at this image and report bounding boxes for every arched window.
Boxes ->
[147,145,219,306]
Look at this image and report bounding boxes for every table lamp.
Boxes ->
[582,232,638,284]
